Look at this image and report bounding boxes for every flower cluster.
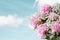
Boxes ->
[30,3,60,40]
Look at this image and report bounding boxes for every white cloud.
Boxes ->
[38,0,60,6]
[32,0,38,8]
[28,24,34,29]
[24,17,34,29]
[0,14,23,27]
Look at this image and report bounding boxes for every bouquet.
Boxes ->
[30,3,60,40]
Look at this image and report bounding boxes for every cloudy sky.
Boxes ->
[0,0,60,40]
[0,0,42,40]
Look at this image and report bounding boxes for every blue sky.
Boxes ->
[1,0,59,40]
[0,0,43,40]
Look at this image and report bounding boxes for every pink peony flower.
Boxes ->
[51,21,60,33]
[41,4,52,15]
[48,12,59,20]
[37,23,48,38]
[30,15,38,28]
